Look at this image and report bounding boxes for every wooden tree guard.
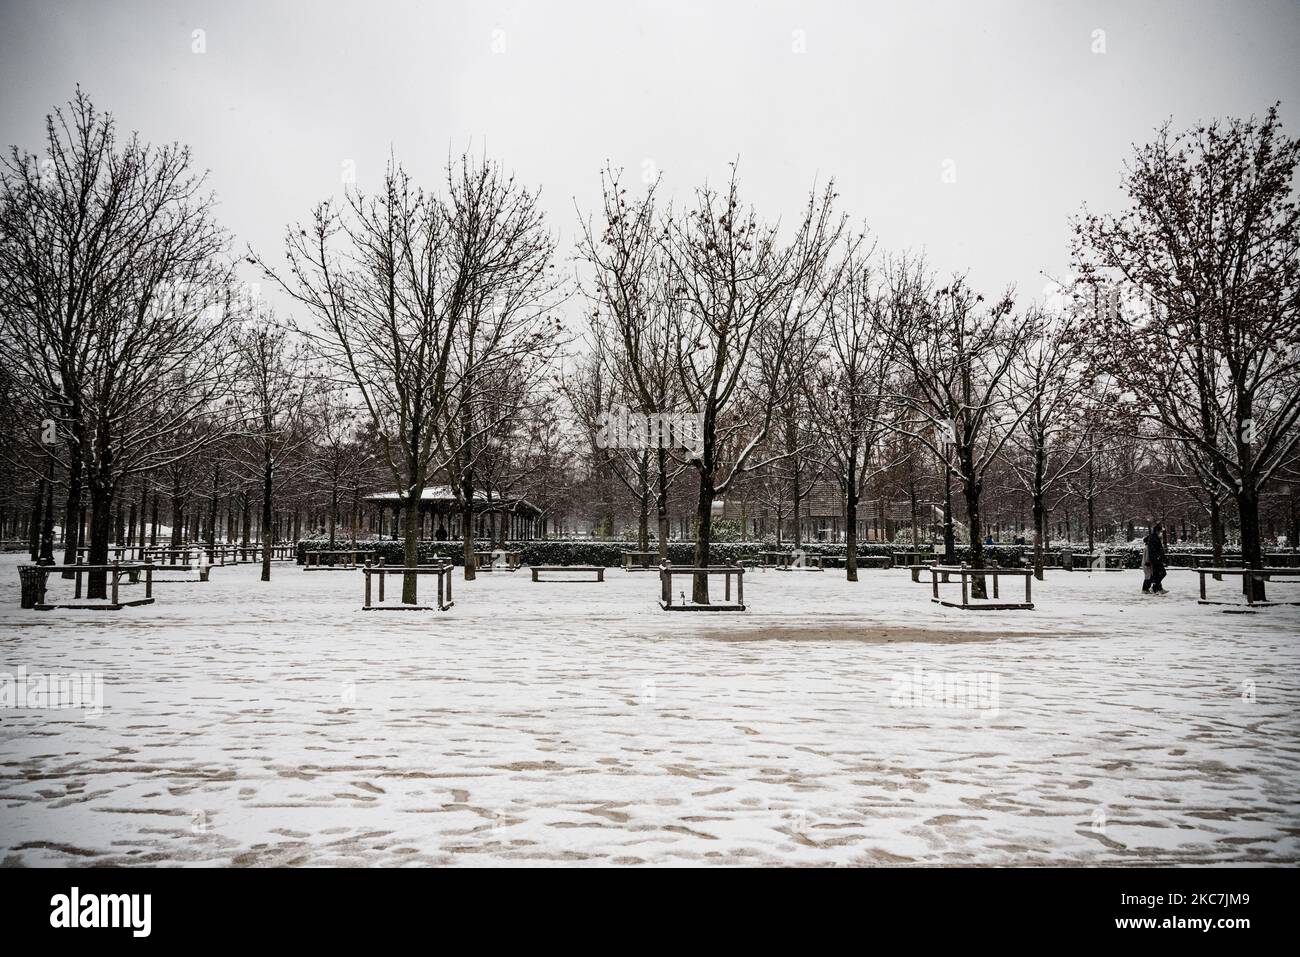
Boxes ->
[28,563,156,611]
[660,564,746,611]
[362,562,454,611]
[930,564,1033,610]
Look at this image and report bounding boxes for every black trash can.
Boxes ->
[18,564,48,609]
[1060,548,1075,571]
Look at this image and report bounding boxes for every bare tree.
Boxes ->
[256,164,463,602]
[436,155,561,580]
[1076,106,1300,599]
[1062,380,1135,554]
[881,267,1032,598]
[577,168,692,559]
[258,155,557,601]
[1002,307,1089,578]
[307,379,369,547]
[0,90,237,597]
[662,165,845,601]
[230,313,312,580]
[808,242,897,580]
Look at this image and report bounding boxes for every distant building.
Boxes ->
[723,481,915,543]
[364,486,543,540]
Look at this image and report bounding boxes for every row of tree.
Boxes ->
[2,91,1297,602]
[569,108,1300,602]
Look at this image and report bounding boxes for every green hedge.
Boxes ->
[295,537,1286,571]
[295,538,919,567]
[294,538,1125,568]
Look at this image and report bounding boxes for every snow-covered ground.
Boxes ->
[1,554,1297,866]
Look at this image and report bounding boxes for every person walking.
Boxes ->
[1147,522,1168,594]
[1141,532,1153,593]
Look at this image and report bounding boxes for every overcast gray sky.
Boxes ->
[2,0,1298,310]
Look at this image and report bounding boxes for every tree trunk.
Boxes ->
[39,463,56,565]
[908,478,919,550]
[170,482,184,548]
[328,485,338,548]
[655,446,670,561]
[460,473,477,582]
[261,450,273,582]
[792,461,804,550]
[87,482,114,599]
[942,464,955,563]
[963,470,987,599]
[402,494,420,604]
[206,465,220,562]
[1237,487,1265,601]
[61,456,82,578]
[28,474,43,562]
[1031,495,1045,581]
[635,450,651,550]
[691,471,715,603]
[845,486,859,582]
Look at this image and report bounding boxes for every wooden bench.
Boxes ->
[1075,551,1125,571]
[116,548,209,582]
[929,564,1033,610]
[362,562,454,611]
[141,546,200,566]
[474,549,522,572]
[1167,552,1243,569]
[76,544,148,563]
[660,565,745,611]
[766,549,824,571]
[1051,550,1123,572]
[1195,566,1300,607]
[183,544,246,566]
[146,562,214,583]
[621,550,661,571]
[231,543,296,562]
[304,548,374,570]
[25,563,156,610]
[893,550,932,567]
[532,565,605,583]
